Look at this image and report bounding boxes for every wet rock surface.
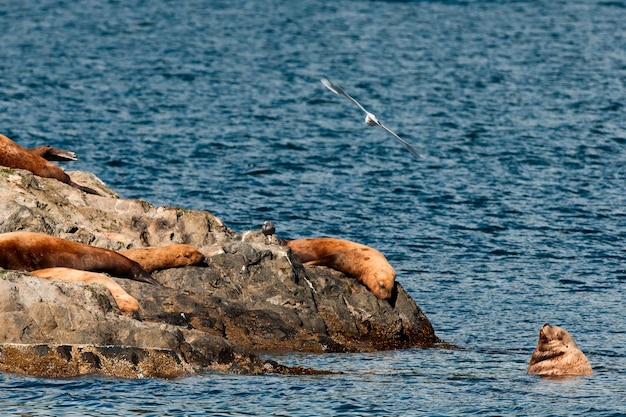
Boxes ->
[0,167,440,378]
[0,343,194,379]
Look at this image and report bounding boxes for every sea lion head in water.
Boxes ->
[0,231,158,285]
[527,323,593,377]
[286,237,396,300]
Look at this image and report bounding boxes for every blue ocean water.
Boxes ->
[1,0,625,415]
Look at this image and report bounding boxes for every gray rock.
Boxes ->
[0,167,441,378]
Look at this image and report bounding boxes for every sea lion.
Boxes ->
[119,244,205,273]
[31,267,139,313]
[527,323,593,377]
[0,231,159,285]
[0,134,97,194]
[286,237,396,300]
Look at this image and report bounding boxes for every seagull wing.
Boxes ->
[374,119,424,159]
[321,78,370,115]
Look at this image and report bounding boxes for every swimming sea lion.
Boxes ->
[0,134,97,194]
[31,267,139,312]
[286,237,396,300]
[527,323,593,376]
[0,231,159,285]
[119,244,205,273]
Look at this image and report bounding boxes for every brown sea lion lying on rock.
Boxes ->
[31,268,139,312]
[119,244,206,273]
[527,323,593,377]
[0,133,97,194]
[0,231,158,285]
[286,237,396,300]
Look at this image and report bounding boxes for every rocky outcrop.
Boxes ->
[0,167,440,378]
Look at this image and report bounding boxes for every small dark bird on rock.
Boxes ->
[262,221,276,236]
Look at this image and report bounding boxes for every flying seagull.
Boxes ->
[320,77,423,158]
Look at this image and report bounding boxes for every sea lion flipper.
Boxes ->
[303,252,346,267]
[119,245,206,273]
[69,181,101,195]
[130,266,161,286]
[28,145,78,161]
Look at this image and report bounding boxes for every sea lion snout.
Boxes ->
[539,323,552,342]
[373,279,392,300]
